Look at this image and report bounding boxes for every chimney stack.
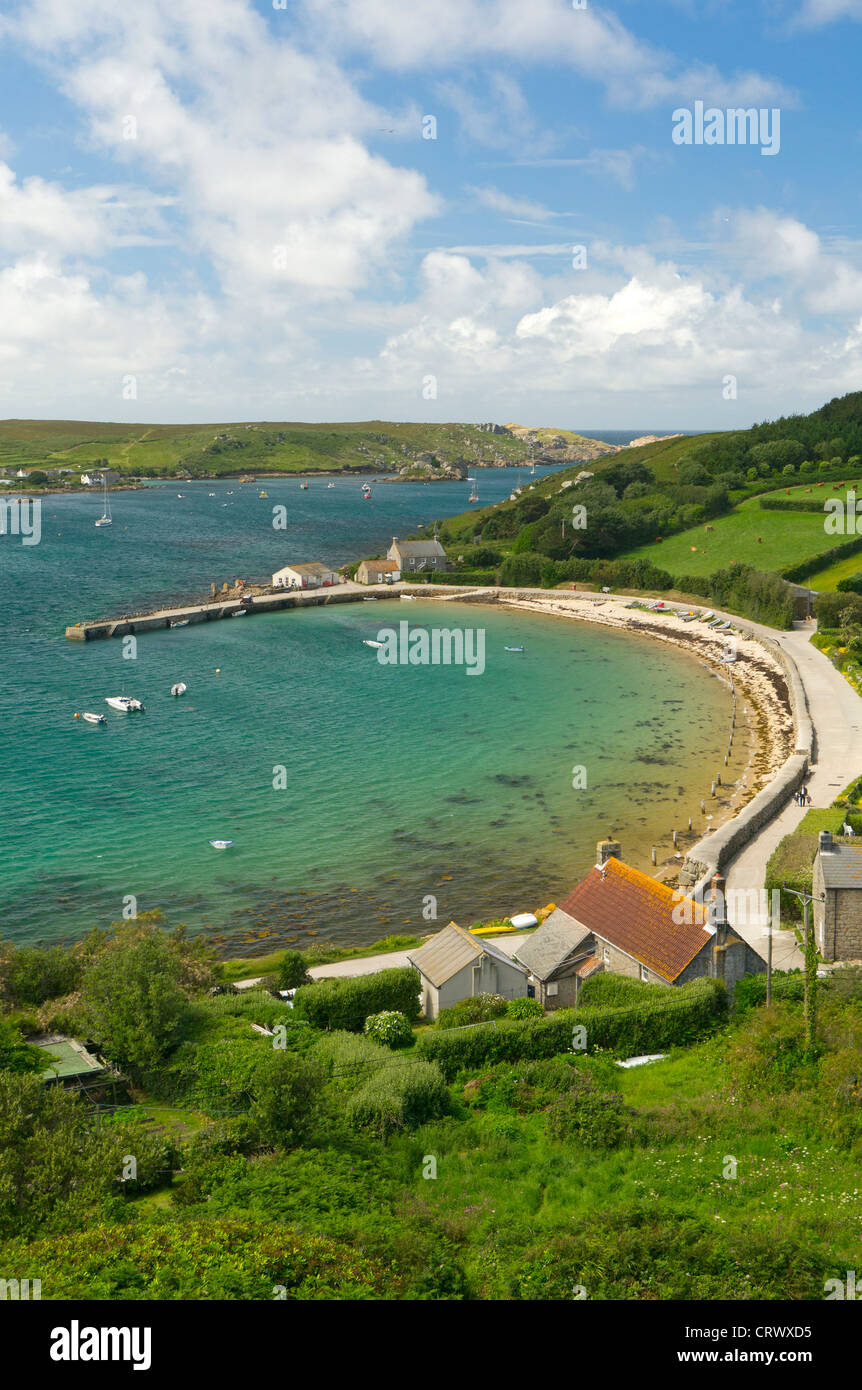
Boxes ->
[596,837,621,869]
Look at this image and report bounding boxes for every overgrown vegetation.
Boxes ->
[3,918,862,1301]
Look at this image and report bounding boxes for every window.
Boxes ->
[640,964,649,982]
[602,947,609,964]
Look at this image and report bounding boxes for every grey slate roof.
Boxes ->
[818,842,862,889]
[512,908,592,981]
[390,539,446,559]
[274,561,335,577]
[407,923,526,988]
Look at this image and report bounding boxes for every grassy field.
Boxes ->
[806,547,862,591]
[621,492,844,579]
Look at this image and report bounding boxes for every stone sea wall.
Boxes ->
[679,631,813,899]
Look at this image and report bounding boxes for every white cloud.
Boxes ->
[0,164,171,255]
[302,0,795,110]
[4,0,439,301]
[792,0,862,25]
[466,185,555,221]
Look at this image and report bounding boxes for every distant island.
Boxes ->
[0,418,637,489]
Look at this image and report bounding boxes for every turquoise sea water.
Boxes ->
[1,468,731,954]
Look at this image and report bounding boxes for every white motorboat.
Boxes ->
[231,609,247,617]
[504,646,525,653]
[105,696,145,712]
[327,482,335,488]
[363,639,385,649]
[94,472,112,527]
[209,839,234,849]
[362,596,378,601]
[170,619,189,629]
[177,493,185,498]
[171,682,187,697]
[77,712,106,725]
[400,594,416,601]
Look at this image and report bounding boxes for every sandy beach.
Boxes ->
[429,587,798,888]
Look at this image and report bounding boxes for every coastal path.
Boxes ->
[307,932,532,980]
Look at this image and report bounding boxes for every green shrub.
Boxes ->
[4,945,81,1006]
[200,989,297,1028]
[293,967,421,1032]
[765,832,818,920]
[733,971,807,1011]
[345,1059,450,1137]
[278,951,311,990]
[312,1030,390,1091]
[436,993,508,1029]
[247,1054,325,1149]
[545,1087,629,1149]
[363,1010,413,1048]
[506,997,544,1020]
[577,972,670,1009]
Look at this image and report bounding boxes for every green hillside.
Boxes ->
[0,418,611,481]
[433,393,862,599]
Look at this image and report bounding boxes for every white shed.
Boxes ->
[406,922,528,1021]
[272,561,339,589]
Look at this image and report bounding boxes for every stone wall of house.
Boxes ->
[834,889,862,959]
[812,857,862,962]
[812,856,833,959]
[541,973,579,1010]
[595,938,667,986]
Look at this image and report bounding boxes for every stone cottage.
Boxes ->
[812,830,862,961]
[387,537,447,573]
[514,839,765,1005]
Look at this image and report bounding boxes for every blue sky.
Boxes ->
[0,0,861,429]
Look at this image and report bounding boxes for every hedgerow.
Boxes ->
[416,978,727,1079]
[577,972,670,1008]
[293,968,421,1032]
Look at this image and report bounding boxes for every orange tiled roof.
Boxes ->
[559,857,712,983]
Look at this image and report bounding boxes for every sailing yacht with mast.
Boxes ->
[94,473,112,527]
[468,476,478,503]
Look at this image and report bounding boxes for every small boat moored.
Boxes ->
[170,619,189,629]
[77,711,107,725]
[504,646,525,653]
[171,682,188,697]
[105,696,145,712]
[209,839,234,850]
[363,639,385,649]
